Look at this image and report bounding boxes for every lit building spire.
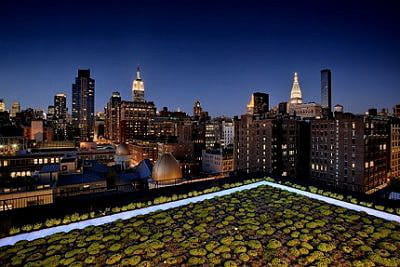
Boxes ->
[136,66,141,80]
[289,72,303,104]
[132,66,145,101]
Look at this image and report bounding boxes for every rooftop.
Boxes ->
[57,172,105,186]
[0,182,399,265]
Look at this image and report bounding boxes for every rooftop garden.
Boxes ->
[2,176,399,239]
[1,184,400,266]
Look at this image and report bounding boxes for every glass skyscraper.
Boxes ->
[321,69,332,112]
[72,69,95,141]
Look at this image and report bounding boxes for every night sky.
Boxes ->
[0,0,399,116]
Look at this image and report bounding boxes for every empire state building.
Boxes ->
[132,67,145,101]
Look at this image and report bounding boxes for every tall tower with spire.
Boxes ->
[289,72,303,105]
[132,67,145,101]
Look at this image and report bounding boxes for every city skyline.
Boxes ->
[2,1,400,264]
[0,66,398,117]
[1,0,399,116]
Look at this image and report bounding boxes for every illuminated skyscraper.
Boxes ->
[72,69,95,141]
[132,67,145,101]
[321,69,332,112]
[54,93,67,121]
[193,100,202,118]
[289,72,302,105]
[0,99,6,112]
[53,93,67,140]
[105,91,122,142]
[10,101,21,117]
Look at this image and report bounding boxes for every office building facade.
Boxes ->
[72,69,95,141]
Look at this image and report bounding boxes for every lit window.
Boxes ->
[39,158,43,164]
[34,159,38,164]
[3,160,8,167]
[365,162,369,168]
[44,158,48,164]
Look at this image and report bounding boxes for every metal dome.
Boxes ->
[152,153,182,184]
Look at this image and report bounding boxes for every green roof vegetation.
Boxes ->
[1,184,400,266]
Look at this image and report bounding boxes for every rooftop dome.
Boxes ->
[116,143,130,156]
[152,153,182,184]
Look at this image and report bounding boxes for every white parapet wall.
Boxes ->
[0,180,399,247]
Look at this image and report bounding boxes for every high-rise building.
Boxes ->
[222,120,234,148]
[205,121,219,150]
[272,117,310,178]
[52,93,68,140]
[321,69,332,112]
[310,113,390,193]
[94,115,105,141]
[47,105,55,121]
[105,92,121,142]
[119,100,156,143]
[193,100,202,118]
[289,72,303,105]
[150,107,189,139]
[394,104,400,118]
[278,102,288,114]
[132,67,144,101]
[72,69,95,141]
[0,99,6,112]
[54,93,67,121]
[246,92,269,115]
[389,117,400,179]
[10,101,21,118]
[233,114,273,173]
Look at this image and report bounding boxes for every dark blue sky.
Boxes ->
[0,0,399,116]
